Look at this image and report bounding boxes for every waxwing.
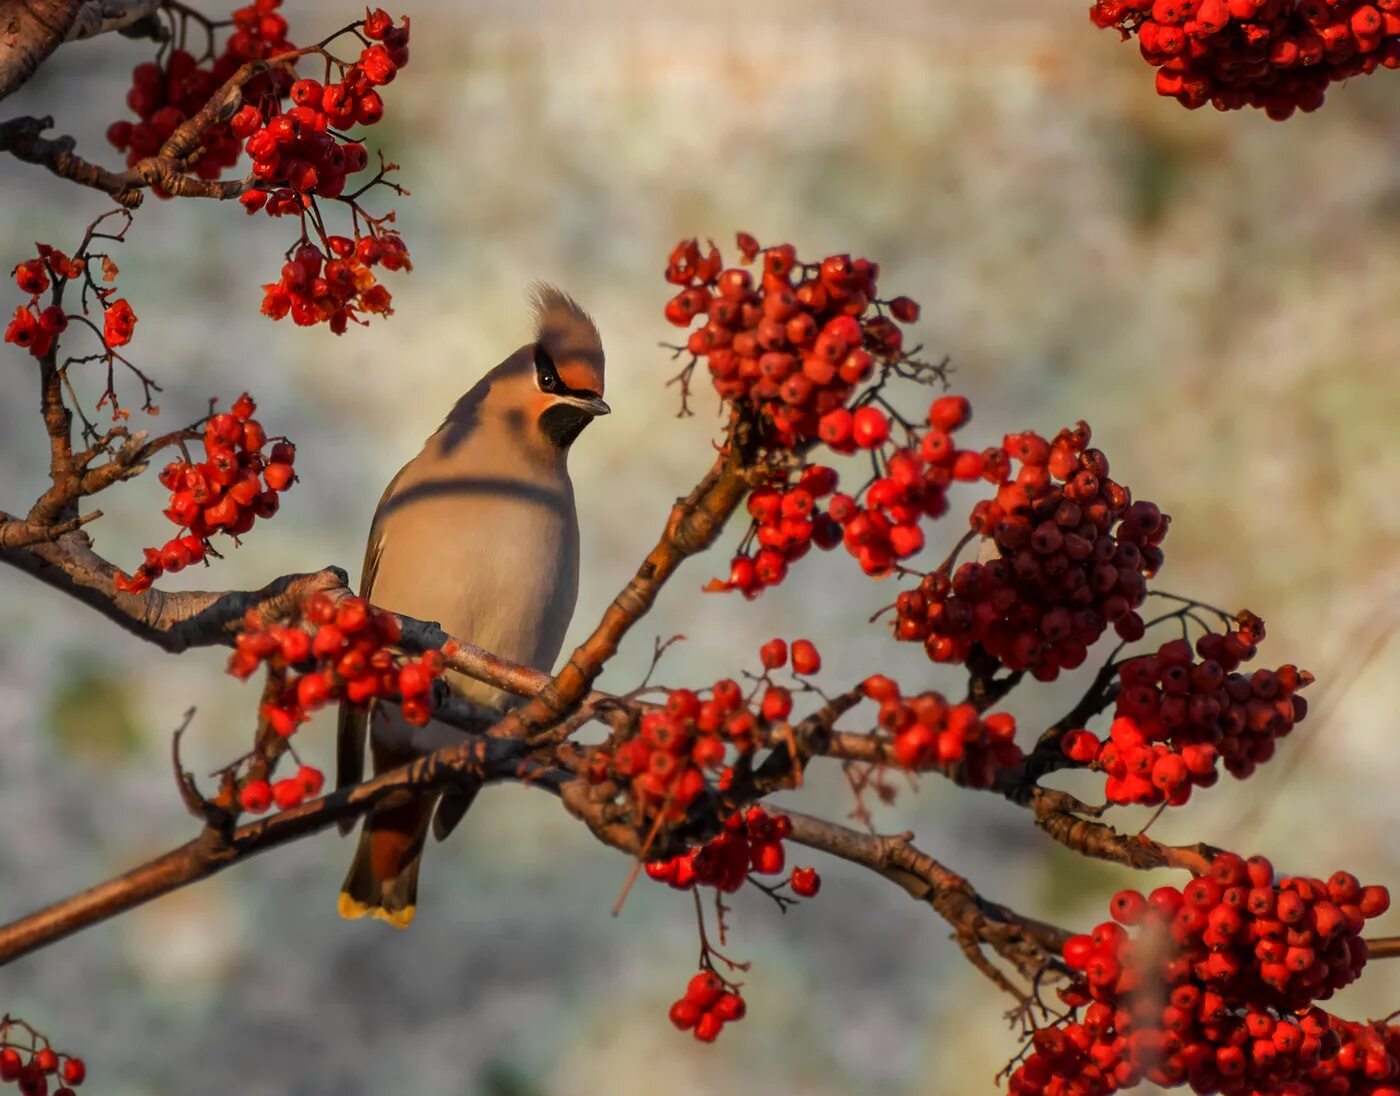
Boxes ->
[336,285,608,927]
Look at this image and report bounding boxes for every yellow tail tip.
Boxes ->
[338,891,415,928]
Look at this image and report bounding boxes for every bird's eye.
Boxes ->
[534,343,560,392]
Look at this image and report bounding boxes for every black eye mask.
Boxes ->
[534,342,604,448]
[534,343,601,402]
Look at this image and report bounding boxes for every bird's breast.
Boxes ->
[367,471,581,709]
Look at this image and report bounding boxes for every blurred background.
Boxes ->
[2,1,1399,1092]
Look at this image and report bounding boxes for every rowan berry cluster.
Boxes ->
[669,971,748,1044]
[257,235,407,334]
[1089,0,1400,119]
[662,232,928,447]
[5,244,132,361]
[893,421,1169,680]
[106,1,412,330]
[228,592,447,740]
[1317,1017,1400,1093]
[239,8,412,332]
[107,0,293,186]
[645,806,818,899]
[237,762,324,815]
[114,393,293,594]
[591,640,823,822]
[0,1021,85,1096]
[1061,617,1312,805]
[1007,852,1391,1095]
[710,396,988,596]
[859,673,1023,788]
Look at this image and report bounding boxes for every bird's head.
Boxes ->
[434,285,608,461]
[525,284,608,449]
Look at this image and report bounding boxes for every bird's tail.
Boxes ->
[337,797,437,929]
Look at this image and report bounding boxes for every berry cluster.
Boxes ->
[893,422,1169,680]
[645,806,819,899]
[1062,618,1312,805]
[590,640,822,823]
[257,235,407,334]
[109,8,292,175]
[668,970,748,1044]
[228,592,447,739]
[859,673,1023,788]
[1008,853,1391,1095]
[238,762,325,815]
[5,257,69,360]
[711,397,989,596]
[5,244,118,361]
[239,9,412,332]
[1089,0,1400,119]
[107,0,294,186]
[114,393,294,594]
[662,233,928,447]
[106,2,412,330]
[1316,1017,1400,1093]
[0,1025,85,1096]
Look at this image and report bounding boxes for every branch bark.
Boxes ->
[0,1,80,103]
[0,733,543,966]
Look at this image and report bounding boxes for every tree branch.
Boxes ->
[0,1,80,103]
[785,810,1069,995]
[0,733,545,966]
[517,412,763,734]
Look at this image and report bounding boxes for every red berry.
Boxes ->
[712,992,746,1021]
[239,779,273,813]
[668,998,701,1030]
[928,395,971,431]
[790,639,821,675]
[791,866,821,897]
[295,765,325,798]
[888,296,920,323]
[851,406,890,448]
[693,1011,724,1042]
[272,778,304,810]
[759,638,787,670]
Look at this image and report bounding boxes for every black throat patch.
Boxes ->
[538,403,595,448]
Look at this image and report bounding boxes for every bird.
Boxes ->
[336,285,609,928]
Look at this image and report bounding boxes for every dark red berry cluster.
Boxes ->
[893,421,1169,681]
[1315,1016,1400,1093]
[645,806,818,899]
[5,252,72,360]
[710,397,988,596]
[237,763,324,815]
[589,640,823,822]
[1008,852,1391,1095]
[4,245,131,362]
[106,0,295,187]
[107,2,411,330]
[859,673,1023,787]
[238,9,412,332]
[669,971,748,1044]
[0,1020,85,1096]
[228,592,448,740]
[662,232,926,447]
[257,236,407,333]
[115,393,294,594]
[1062,617,1312,806]
[1089,0,1400,119]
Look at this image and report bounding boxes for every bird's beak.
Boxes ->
[556,394,611,417]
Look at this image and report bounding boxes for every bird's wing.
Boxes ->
[334,469,401,829]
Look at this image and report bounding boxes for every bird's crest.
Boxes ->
[530,283,604,389]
